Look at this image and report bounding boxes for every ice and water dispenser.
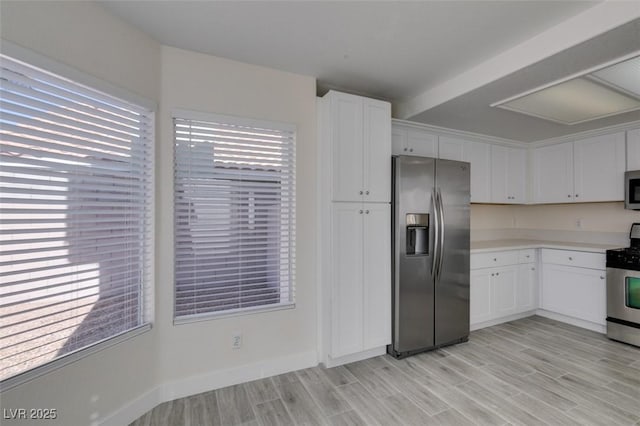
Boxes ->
[406,213,429,256]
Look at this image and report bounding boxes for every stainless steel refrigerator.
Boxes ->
[388,155,470,358]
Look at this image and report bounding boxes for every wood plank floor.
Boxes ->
[130,316,640,425]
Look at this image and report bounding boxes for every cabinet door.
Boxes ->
[542,264,606,325]
[407,128,438,157]
[332,93,363,202]
[506,148,527,203]
[392,127,407,155]
[492,266,518,317]
[491,146,526,203]
[470,270,492,324]
[465,141,491,203]
[533,142,574,203]
[363,99,391,202]
[574,132,626,202]
[517,264,537,312]
[628,129,640,171]
[362,203,391,350]
[331,203,364,357]
[439,136,464,161]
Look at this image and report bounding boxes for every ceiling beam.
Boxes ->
[394,2,640,120]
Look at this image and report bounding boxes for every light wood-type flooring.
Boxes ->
[130,316,640,425]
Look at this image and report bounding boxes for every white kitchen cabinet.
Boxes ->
[471,249,537,327]
[573,132,625,202]
[470,270,492,324]
[540,249,606,327]
[438,136,491,203]
[491,145,526,203]
[326,91,391,203]
[628,129,640,171]
[534,132,626,203]
[533,142,574,203]
[329,202,391,359]
[517,263,537,312]
[391,125,438,157]
[491,266,518,317]
[541,264,606,326]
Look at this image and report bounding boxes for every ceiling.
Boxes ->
[99,1,640,142]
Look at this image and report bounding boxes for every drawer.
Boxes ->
[518,249,536,264]
[541,249,605,270]
[471,250,519,269]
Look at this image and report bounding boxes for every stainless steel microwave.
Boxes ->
[626,170,640,210]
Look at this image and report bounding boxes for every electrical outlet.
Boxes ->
[231,332,242,349]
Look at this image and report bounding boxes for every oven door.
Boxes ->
[607,267,640,324]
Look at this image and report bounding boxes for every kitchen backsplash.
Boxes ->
[471,202,639,246]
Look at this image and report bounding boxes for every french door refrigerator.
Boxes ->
[388,155,470,358]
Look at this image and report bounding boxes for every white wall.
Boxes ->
[156,45,317,388]
[0,3,318,425]
[1,2,161,426]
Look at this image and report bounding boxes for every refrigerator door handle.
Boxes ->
[431,187,439,277]
[437,187,445,282]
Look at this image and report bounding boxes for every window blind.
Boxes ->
[174,114,295,321]
[0,54,153,385]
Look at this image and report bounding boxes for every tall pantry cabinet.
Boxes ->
[319,91,392,365]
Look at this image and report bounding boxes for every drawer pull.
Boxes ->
[493,258,497,262]
[568,257,573,261]
[600,276,605,280]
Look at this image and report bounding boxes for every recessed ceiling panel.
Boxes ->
[592,55,640,97]
[496,77,640,125]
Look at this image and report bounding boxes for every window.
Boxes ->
[0,54,154,387]
[173,112,295,321]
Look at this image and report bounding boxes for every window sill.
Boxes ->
[0,323,152,392]
[174,302,296,326]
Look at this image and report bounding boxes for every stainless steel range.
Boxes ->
[606,223,640,347]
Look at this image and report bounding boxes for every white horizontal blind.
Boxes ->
[174,115,295,320]
[0,54,153,384]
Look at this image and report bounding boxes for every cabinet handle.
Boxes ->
[568,194,571,198]
[404,148,408,152]
[491,273,495,276]
[365,210,369,214]
[531,267,535,271]
[366,190,370,195]
[359,210,363,214]
[359,190,363,195]
[600,276,605,280]
[575,194,579,198]
[568,257,573,261]
[493,258,497,262]
[526,255,530,258]
[496,272,500,276]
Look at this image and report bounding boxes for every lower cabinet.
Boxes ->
[541,263,606,326]
[470,249,537,327]
[329,202,391,359]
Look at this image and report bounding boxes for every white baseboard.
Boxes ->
[322,346,386,368]
[100,350,318,426]
[470,311,536,331]
[536,309,605,334]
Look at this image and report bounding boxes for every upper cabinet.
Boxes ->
[573,132,625,202]
[490,145,526,204]
[533,142,574,203]
[392,126,438,157]
[326,91,391,203]
[533,132,626,203]
[628,129,640,171]
[439,136,491,203]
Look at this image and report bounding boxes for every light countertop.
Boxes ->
[470,239,621,254]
